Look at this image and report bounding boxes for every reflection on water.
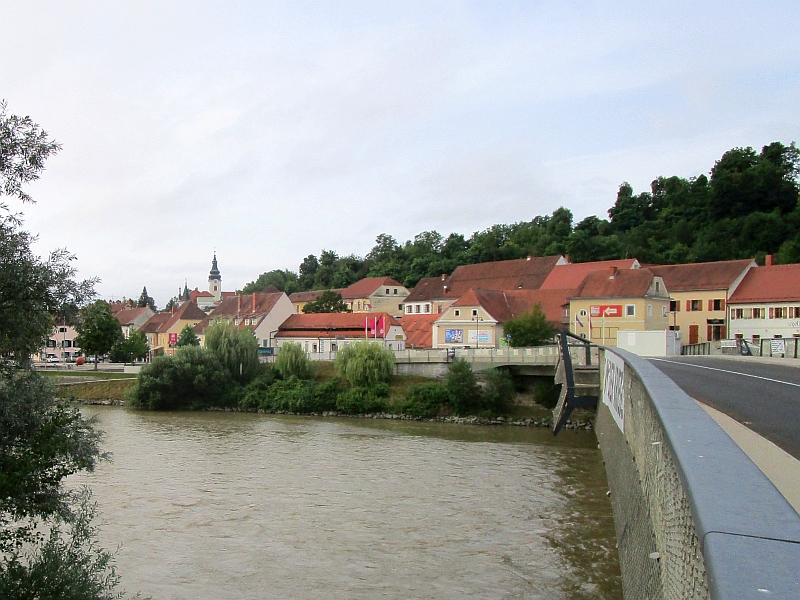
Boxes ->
[75,408,621,600]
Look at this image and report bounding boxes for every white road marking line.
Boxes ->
[649,358,800,388]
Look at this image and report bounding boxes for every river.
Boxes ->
[75,407,621,599]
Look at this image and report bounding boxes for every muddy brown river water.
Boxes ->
[75,407,621,599]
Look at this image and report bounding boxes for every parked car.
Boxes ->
[46,356,59,363]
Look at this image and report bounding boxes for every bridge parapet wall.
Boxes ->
[597,348,800,599]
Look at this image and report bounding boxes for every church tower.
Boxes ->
[208,253,222,302]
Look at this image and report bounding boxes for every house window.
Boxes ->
[655,281,660,293]
[320,341,324,352]
[455,310,460,317]
[48,340,57,348]
[625,305,635,317]
[425,304,430,313]
[393,289,397,294]
[472,309,478,317]
[579,309,587,317]
[790,307,800,318]
[59,327,67,333]
[414,305,420,313]
[647,304,653,317]
[312,344,317,352]
[712,299,724,311]
[386,288,390,294]
[669,300,679,312]
[399,304,404,311]
[689,300,701,311]
[406,305,412,313]
[753,308,765,319]
[662,306,667,317]
[770,307,787,319]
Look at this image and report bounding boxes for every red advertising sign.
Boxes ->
[590,304,623,318]
[168,332,178,344]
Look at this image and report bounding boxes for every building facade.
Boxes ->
[728,263,800,342]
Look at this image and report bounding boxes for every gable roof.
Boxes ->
[276,312,401,339]
[195,292,287,334]
[114,307,149,326]
[540,259,640,290]
[405,277,448,303]
[648,259,756,292]
[450,288,571,325]
[728,264,800,304]
[573,268,661,299]
[443,255,565,297]
[340,277,403,299]
[139,312,171,334]
[288,290,331,303]
[156,301,209,333]
[189,288,215,301]
[398,313,439,348]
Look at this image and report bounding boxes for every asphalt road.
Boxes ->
[648,356,800,460]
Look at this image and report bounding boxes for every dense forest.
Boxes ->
[242,142,800,294]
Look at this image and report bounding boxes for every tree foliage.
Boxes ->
[137,286,155,310]
[176,323,200,347]
[109,330,148,363]
[203,322,260,383]
[302,290,351,313]
[504,303,556,347]
[0,100,132,598]
[75,301,123,369]
[334,342,394,387]
[241,269,299,295]
[131,346,232,410]
[274,343,311,380]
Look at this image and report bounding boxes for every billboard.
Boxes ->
[445,329,464,343]
[168,332,178,345]
[468,329,492,344]
[590,304,623,318]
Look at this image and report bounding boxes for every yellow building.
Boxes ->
[649,259,756,344]
[569,268,670,346]
[141,302,208,357]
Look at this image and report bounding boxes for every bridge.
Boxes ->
[591,348,800,599]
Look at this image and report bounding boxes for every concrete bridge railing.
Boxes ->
[392,345,571,377]
[597,347,800,599]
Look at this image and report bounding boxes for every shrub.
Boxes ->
[445,359,481,415]
[239,368,278,410]
[402,381,449,417]
[334,342,394,387]
[242,375,342,413]
[131,346,232,410]
[335,383,389,414]
[533,379,562,409]
[503,303,556,347]
[274,343,311,380]
[203,321,260,383]
[481,368,515,412]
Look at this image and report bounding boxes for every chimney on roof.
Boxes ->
[526,255,531,261]
[237,293,242,313]
[565,254,570,263]
[252,293,257,312]
[609,266,619,279]
[441,274,446,281]
[765,254,774,267]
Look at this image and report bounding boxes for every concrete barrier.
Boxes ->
[596,347,800,599]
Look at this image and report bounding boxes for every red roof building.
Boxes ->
[276,312,406,353]
[728,263,800,342]
[398,313,440,349]
[197,291,296,348]
[539,259,640,290]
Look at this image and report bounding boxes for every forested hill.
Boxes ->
[243,142,800,295]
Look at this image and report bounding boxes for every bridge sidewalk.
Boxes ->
[697,400,800,514]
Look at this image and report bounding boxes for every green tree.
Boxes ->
[137,286,155,309]
[334,342,394,387]
[302,290,351,313]
[503,303,556,347]
[274,342,311,379]
[444,359,480,415]
[176,323,200,347]
[241,269,299,295]
[109,330,148,363]
[131,346,232,410]
[203,321,260,383]
[75,301,123,370]
[0,99,132,598]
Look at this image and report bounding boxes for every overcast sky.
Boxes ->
[2,1,799,306]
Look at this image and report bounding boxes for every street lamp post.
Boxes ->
[471,315,484,349]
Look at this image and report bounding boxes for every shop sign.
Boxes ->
[591,304,623,317]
